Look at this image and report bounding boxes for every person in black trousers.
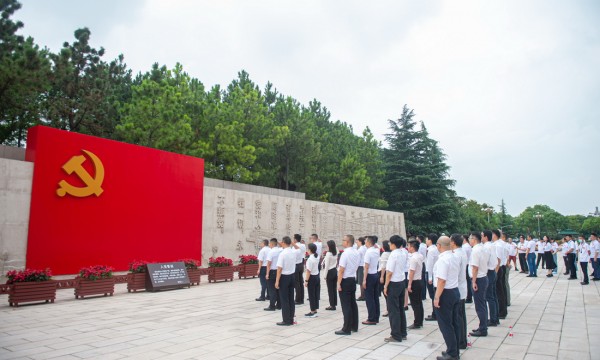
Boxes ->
[517,236,528,273]
[264,238,281,311]
[335,235,360,335]
[256,239,270,301]
[292,234,305,305]
[565,235,577,279]
[384,235,408,343]
[407,240,424,329]
[275,236,296,326]
[323,240,338,310]
[469,232,490,338]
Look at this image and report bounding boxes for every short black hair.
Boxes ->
[389,235,404,248]
[408,240,420,252]
[270,238,278,245]
[416,235,425,243]
[470,231,481,242]
[282,236,292,245]
[482,230,493,241]
[366,235,378,244]
[345,235,355,245]
[382,240,391,252]
[262,239,269,246]
[294,234,301,242]
[592,232,597,237]
[492,229,501,238]
[428,233,439,244]
[451,233,463,247]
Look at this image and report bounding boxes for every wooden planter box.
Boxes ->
[127,272,147,292]
[187,269,201,286]
[75,277,115,299]
[8,281,57,307]
[208,266,234,283]
[238,263,259,279]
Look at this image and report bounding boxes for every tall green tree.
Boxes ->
[0,0,50,146]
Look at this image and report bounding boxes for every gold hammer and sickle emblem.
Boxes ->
[56,149,105,197]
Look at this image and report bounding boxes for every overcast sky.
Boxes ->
[16,0,600,216]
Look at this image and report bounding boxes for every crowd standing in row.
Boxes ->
[253,232,600,360]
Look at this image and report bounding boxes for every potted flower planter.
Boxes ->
[9,281,57,307]
[238,263,259,279]
[208,266,234,283]
[187,268,201,286]
[75,277,115,299]
[127,272,147,292]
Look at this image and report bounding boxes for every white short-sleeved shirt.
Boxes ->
[315,241,323,260]
[402,248,410,273]
[543,241,552,252]
[508,242,517,256]
[463,242,472,263]
[258,246,270,267]
[267,247,282,270]
[526,240,537,254]
[364,247,380,274]
[409,253,424,280]
[358,245,367,267]
[339,247,360,279]
[566,240,575,254]
[434,250,459,289]
[418,242,428,259]
[454,248,468,299]
[517,241,527,253]
[591,240,600,259]
[427,245,440,281]
[386,248,407,282]
[494,240,508,266]
[536,240,545,254]
[306,254,320,275]
[323,252,337,271]
[277,247,296,275]
[469,243,489,278]
[579,242,590,262]
[484,241,498,270]
[379,251,391,272]
[295,242,306,264]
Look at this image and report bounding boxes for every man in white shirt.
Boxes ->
[256,239,270,301]
[336,234,360,335]
[425,233,440,321]
[590,233,600,281]
[492,230,508,320]
[578,236,590,285]
[275,236,297,326]
[469,231,490,337]
[356,237,367,301]
[462,235,473,303]
[525,235,537,277]
[264,238,282,311]
[483,230,500,326]
[451,234,468,350]
[433,236,461,360]
[507,238,518,271]
[362,236,381,325]
[383,235,408,343]
[293,234,306,305]
[565,235,577,280]
[311,233,323,260]
[517,235,528,273]
[407,240,424,329]
[417,235,428,301]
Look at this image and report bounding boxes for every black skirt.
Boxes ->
[544,251,556,269]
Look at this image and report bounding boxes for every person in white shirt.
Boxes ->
[379,240,392,317]
[492,230,508,320]
[578,236,590,285]
[462,235,473,303]
[305,242,320,317]
[468,231,490,337]
[293,234,306,305]
[425,233,440,321]
[517,235,529,273]
[433,236,461,360]
[362,236,381,325]
[256,239,270,301]
[407,240,424,328]
[323,240,339,310]
[536,237,546,270]
[451,234,468,350]
[310,233,323,260]
[383,235,408,343]
[565,235,577,280]
[417,235,428,301]
[264,238,282,311]
[542,235,557,277]
[590,233,600,280]
[336,234,360,335]
[551,238,559,275]
[507,238,518,271]
[502,234,512,307]
[275,236,296,326]
[525,235,538,277]
[483,230,500,326]
[356,237,367,301]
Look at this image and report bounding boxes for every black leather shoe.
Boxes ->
[295,301,304,305]
[276,321,292,326]
[581,282,589,285]
[465,299,473,303]
[264,307,276,311]
[425,316,437,321]
[499,316,506,319]
[357,297,365,301]
[335,330,351,335]
[408,324,422,329]
[470,329,488,337]
[325,306,336,310]
[255,297,265,301]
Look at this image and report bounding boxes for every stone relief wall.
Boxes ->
[201,186,406,264]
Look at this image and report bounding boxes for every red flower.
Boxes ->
[129,260,148,273]
[6,268,52,284]
[208,256,233,267]
[179,258,201,269]
[79,265,114,280]
[238,255,258,265]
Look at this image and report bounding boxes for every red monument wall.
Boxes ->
[25,126,204,274]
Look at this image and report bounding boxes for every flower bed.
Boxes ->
[238,255,259,279]
[75,265,115,299]
[127,260,148,292]
[208,256,233,283]
[6,268,56,307]
[180,259,201,286]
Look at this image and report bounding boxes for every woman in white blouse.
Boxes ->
[323,240,339,311]
[305,243,320,317]
[378,240,391,317]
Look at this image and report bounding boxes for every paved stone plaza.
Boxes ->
[1,260,598,360]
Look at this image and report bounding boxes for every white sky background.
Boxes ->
[17,0,600,216]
